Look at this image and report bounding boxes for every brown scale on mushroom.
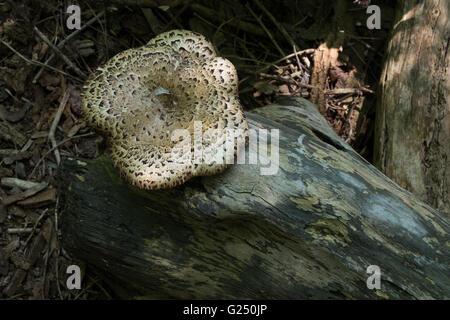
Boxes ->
[81,30,248,190]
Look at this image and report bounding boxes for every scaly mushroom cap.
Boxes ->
[81,30,248,190]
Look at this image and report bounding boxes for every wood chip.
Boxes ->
[0,167,14,177]
[0,149,19,157]
[0,103,29,123]
[31,278,44,300]
[2,269,26,297]
[2,150,33,165]
[26,233,46,268]
[1,177,42,190]
[278,84,290,94]
[10,251,31,270]
[0,248,8,276]
[0,205,7,223]
[1,181,48,206]
[0,121,27,146]
[8,205,27,217]
[3,239,20,255]
[41,218,53,243]
[17,187,56,207]
[14,161,26,179]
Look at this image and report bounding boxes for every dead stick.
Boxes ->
[1,182,48,207]
[0,39,82,82]
[260,73,316,89]
[253,48,315,74]
[273,49,315,65]
[245,3,285,57]
[24,209,48,248]
[30,132,96,178]
[33,11,104,83]
[7,228,34,234]
[161,0,193,32]
[48,90,70,165]
[34,27,87,79]
[252,0,298,48]
[191,3,265,37]
[325,87,374,95]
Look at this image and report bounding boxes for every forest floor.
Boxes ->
[0,0,393,299]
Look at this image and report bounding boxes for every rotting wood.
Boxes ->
[59,97,449,299]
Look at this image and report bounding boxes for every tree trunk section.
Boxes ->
[374,0,450,214]
[59,97,449,299]
[310,0,346,114]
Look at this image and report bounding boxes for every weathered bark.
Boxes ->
[59,97,449,299]
[310,0,346,114]
[374,0,450,214]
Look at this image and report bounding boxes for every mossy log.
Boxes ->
[59,97,449,299]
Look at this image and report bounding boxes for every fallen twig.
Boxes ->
[161,0,194,32]
[1,182,48,207]
[1,178,42,190]
[23,209,48,248]
[259,73,316,89]
[245,3,285,57]
[30,132,96,178]
[252,0,298,49]
[253,48,315,75]
[7,228,34,234]
[33,27,88,79]
[0,38,82,82]
[325,87,374,95]
[191,3,265,37]
[33,11,104,83]
[273,49,315,65]
[48,90,70,165]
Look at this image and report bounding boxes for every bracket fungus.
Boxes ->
[81,30,248,190]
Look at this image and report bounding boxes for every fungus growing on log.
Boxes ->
[81,30,248,190]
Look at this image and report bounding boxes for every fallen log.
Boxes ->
[58,97,449,299]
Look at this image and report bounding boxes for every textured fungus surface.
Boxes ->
[82,30,248,190]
